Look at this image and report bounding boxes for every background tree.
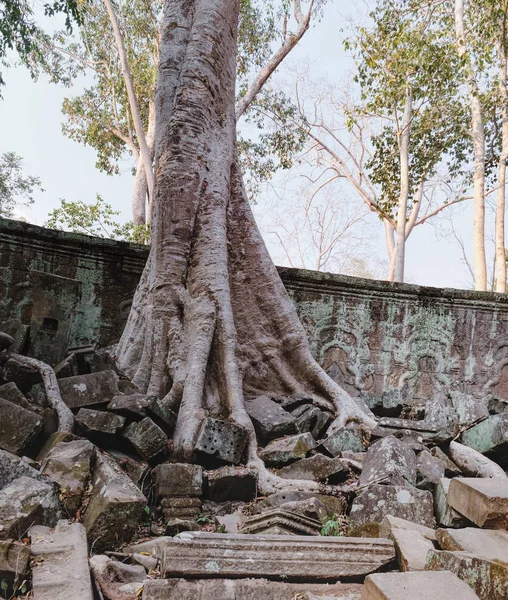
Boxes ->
[0,151,43,217]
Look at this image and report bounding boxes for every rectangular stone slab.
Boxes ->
[448,477,508,528]
[143,579,363,599]
[362,571,480,599]
[436,527,508,565]
[159,532,395,580]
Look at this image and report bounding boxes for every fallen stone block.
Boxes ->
[436,527,508,563]
[277,497,329,523]
[107,393,156,420]
[204,466,257,502]
[90,554,145,600]
[142,579,363,600]
[240,508,322,536]
[40,439,95,514]
[245,396,297,442]
[416,450,445,491]
[359,436,417,487]
[35,431,78,462]
[76,408,126,445]
[159,532,395,580]
[434,477,470,528]
[277,454,346,483]
[349,484,435,530]
[390,528,435,571]
[153,463,203,499]
[429,446,462,476]
[373,417,450,446]
[378,515,437,542]
[363,389,404,418]
[0,382,36,412]
[0,476,60,539]
[363,570,480,600]
[195,418,248,464]
[161,496,202,520]
[0,539,30,597]
[425,549,507,600]
[426,392,489,431]
[448,440,507,479]
[259,432,315,467]
[320,425,367,455]
[165,519,201,536]
[258,490,346,518]
[29,520,93,600]
[123,417,168,461]
[0,397,44,455]
[0,448,46,489]
[83,452,146,551]
[461,414,508,464]
[1,358,42,394]
[448,477,508,528]
[293,406,333,439]
[107,449,150,489]
[58,370,121,409]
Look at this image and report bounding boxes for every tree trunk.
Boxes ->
[455,0,487,291]
[116,0,375,494]
[496,25,508,293]
[393,90,412,283]
[384,219,395,282]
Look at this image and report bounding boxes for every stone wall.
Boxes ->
[2,217,508,401]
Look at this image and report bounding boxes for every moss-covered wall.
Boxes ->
[2,217,508,400]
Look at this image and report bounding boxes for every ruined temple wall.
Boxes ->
[2,217,508,400]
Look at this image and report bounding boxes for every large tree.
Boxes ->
[116,0,375,494]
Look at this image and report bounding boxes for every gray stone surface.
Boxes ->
[426,392,489,431]
[107,450,150,488]
[350,485,435,529]
[205,466,257,502]
[0,382,35,411]
[277,497,330,523]
[436,527,508,563]
[245,396,297,442]
[320,425,367,455]
[260,433,315,467]
[363,571,480,600]
[0,476,60,539]
[29,520,93,600]
[83,452,146,551]
[0,539,30,597]
[416,450,445,490]
[159,532,395,580]
[461,413,508,461]
[425,550,507,600]
[161,496,202,520]
[429,446,462,476]
[294,406,333,439]
[240,509,322,536]
[448,477,508,529]
[107,393,156,420]
[90,554,145,600]
[364,389,404,417]
[0,449,46,489]
[195,418,247,464]
[258,490,346,518]
[390,528,435,571]
[40,440,95,514]
[378,515,437,542]
[359,436,417,487]
[58,370,121,409]
[76,408,125,444]
[153,463,203,499]
[142,579,363,600]
[277,454,346,482]
[123,417,168,461]
[434,477,470,528]
[0,397,44,455]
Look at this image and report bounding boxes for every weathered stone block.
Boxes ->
[0,476,60,539]
[0,448,46,489]
[153,463,203,499]
[58,370,121,409]
[378,515,436,542]
[259,432,315,467]
[277,454,346,483]
[349,485,435,529]
[359,436,417,488]
[244,396,297,442]
[363,571,480,600]
[461,414,508,462]
[205,466,257,502]
[30,521,93,600]
[390,528,435,571]
[35,431,78,462]
[364,389,404,417]
[320,425,367,456]
[425,550,507,600]
[240,509,322,536]
[429,446,462,476]
[448,477,508,529]
[82,452,146,551]
[161,496,202,520]
[107,449,150,488]
[294,406,333,439]
[195,418,247,464]
[434,477,470,528]
[0,539,30,597]
[0,397,44,455]
[159,532,395,580]
[0,382,35,411]
[436,527,508,563]
[76,408,126,445]
[107,393,156,420]
[40,440,95,514]
[89,554,145,600]
[277,497,329,523]
[123,417,168,461]
[416,450,445,491]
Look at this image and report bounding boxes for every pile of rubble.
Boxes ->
[1,341,508,599]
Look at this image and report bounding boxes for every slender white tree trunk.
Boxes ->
[103,0,155,206]
[393,90,412,283]
[384,219,396,281]
[496,24,508,293]
[455,0,487,291]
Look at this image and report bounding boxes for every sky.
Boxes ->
[0,0,487,290]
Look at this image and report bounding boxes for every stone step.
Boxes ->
[158,532,395,581]
[142,578,363,600]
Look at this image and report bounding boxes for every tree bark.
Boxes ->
[393,90,412,283]
[496,20,508,293]
[116,0,375,494]
[455,0,487,291]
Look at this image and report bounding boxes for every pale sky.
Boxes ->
[0,1,485,290]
